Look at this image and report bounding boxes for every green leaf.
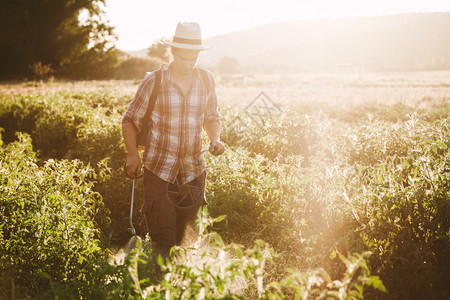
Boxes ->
[369,276,386,292]
[157,255,164,266]
[235,247,243,258]
[214,215,227,223]
[213,233,224,247]
[283,276,295,286]
[437,140,447,150]
[216,279,225,294]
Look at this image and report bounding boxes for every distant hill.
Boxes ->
[199,12,450,72]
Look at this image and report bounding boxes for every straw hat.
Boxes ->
[164,22,209,51]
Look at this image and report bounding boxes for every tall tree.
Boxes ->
[0,0,118,79]
[147,38,170,62]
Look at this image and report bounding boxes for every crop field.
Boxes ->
[1,71,449,299]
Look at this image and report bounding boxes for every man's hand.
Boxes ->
[203,119,224,156]
[122,122,142,178]
[125,153,142,179]
[209,140,225,156]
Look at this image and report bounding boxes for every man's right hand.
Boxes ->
[125,153,142,179]
[122,122,142,178]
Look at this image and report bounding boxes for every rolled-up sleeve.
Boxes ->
[204,74,220,123]
[122,72,155,132]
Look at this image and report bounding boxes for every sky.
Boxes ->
[104,0,450,51]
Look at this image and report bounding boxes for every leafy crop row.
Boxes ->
[1,90,449,298]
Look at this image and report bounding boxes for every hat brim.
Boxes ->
[164,40,209,51]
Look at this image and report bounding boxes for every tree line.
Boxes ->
[0,0,169,81]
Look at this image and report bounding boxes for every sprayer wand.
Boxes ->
[124,164,142,236]
[129,178,136,235]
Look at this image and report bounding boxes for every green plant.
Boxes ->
[0,133,106,297]
[266,251,385,300]
[339,117,450,299]
[1,83,449,298]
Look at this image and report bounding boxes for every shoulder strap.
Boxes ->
[198,68,211,97]
[136,69,161,149]
[143,68,209,123]
[141,69,162,123]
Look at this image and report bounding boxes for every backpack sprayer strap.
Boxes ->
[136,69,162,151]
[137,68,211,151]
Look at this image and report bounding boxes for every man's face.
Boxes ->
[171,48,200,77]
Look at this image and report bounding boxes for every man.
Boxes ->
[122,22,225,258]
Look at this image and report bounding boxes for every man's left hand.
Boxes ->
[209,140,225,156]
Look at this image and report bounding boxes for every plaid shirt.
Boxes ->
[122,63,220,184]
